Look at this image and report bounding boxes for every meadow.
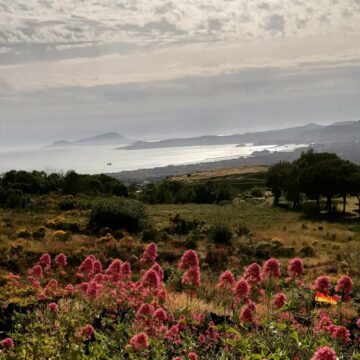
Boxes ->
[0,167,359,359]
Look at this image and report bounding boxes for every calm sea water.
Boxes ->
[0,143,306,174]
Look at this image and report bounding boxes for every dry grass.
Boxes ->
[166,292,226,315]
[169,165,268,183]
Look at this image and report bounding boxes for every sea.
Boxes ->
[0,143,306,175]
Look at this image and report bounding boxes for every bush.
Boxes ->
[0,189,29,209]
[250,187,264,198]
[208,224,232,245]
[33,226,46,240]
[302,201,319,216]
[237,225,250,237]
[16,228,32,239]
[53,230,70,241]
[89,198,146,233]
[58,196,78,210]
[205,247,228,270]
[300,244,315,257]
[142,227,159,243]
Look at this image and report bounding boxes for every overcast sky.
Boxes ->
[1,0,360,145]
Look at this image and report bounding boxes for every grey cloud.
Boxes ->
[257,2,271,11]
[1,59,359,143]
[263,14,285,33]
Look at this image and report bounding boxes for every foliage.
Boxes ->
[89,198,146,232]
[140,180,235,205]
[0,249,358,359]
[267,150,360,215]
[0,170,128,209]
[208,224,232,245]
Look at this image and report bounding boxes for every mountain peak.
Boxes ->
[49,132,133,147]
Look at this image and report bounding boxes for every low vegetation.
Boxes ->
[0,154,359,358]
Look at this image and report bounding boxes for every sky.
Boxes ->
[0,0,360,145]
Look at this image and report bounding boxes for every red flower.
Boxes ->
[244,263,262,286]
[78,256,95,277]
[178,250,199,271]
[311,347,336,360]
[129,332,149,350]
[105,259,122,282]
[38,292,46,301]
[30,264,43,279]
[188,352,197,360]
[142,269,160,288]
[272,292,287,309]
[55,253,67,267]
[1,337,14,350]
[198,334,206,344]
[262,258,281,279]
[240,305,253,324]
[327,325,350,344]
[79,324,94,340]
[140,243,158,266]
[182,266,201,288]
[48,302,58,311]
[217,271,235,290]
[93,260,103,274]
[153,307,167,322]
[87,279,100,298]
[39,253,51,268]
[121,262,132,279]
[312,276,331,295]
[233,279,250,304]
[65,284,74,293]
[287,258,304,278]
[150,262,164,281]
[335,275,352,296]
[136,303,154,319]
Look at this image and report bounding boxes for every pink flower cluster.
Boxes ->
[311,346,336,360]
[315,312,350,344]
[4,250,358,357]
[178,250,201,288]
[129,332,149,350]
[1,337,14,350]
[79,324,94,340]
[262,258,281,279]
[140,243,158,267]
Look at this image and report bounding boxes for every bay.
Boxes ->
[0,143,306,174]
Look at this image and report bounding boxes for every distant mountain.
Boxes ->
[122,121,360,150]
[49,132,133,147]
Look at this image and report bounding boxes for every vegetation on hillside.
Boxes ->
[0,154,359,358]
[267,150,360,216]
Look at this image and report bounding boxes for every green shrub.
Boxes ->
[89,198,146,233]
[254,241,272,259]
[0,188,29,209]
[142,227,159,243]
[33,226,46,240]
[250,187,264,198]
[237,225,250,237]
[205,247,228,270]
[208,224,232,245]
[16,228,32,239]
[300,244,315,257]
[302,201,319,215]
[58,196,78,210]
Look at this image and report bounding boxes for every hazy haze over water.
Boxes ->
[0,144,305,174]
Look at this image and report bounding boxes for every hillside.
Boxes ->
[0,164,359,358]
[122,120,360,150]
[49,132,133,147]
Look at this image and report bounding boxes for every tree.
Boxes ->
[349,167,360,219]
